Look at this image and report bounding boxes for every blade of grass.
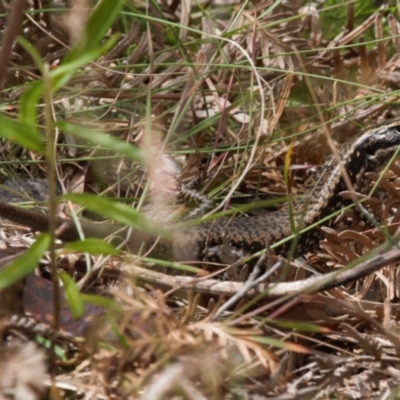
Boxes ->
[58,122,144,161]
[59,272,84,319]
[0,234,50,289]
[63,193,166,236]
[0,113,44,154]
[61,238,121,255]
[63,0,125,63]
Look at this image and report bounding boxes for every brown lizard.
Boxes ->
[1,119,400,264]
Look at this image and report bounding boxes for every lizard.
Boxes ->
[0,119,400,264]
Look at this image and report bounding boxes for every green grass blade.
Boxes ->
[17,36,44,73]
[62,239,121,255]
[81,293,121,311]
[51,35,119,91]
[18,80,43,128]
[0,234,50,289]
[63,193,165,235]
[59,272,84,319]
[58,121,144,161]
[0,113,44,153]
[63,0,125,63]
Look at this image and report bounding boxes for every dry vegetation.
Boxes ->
[2,0,400,399]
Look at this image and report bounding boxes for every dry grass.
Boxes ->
[1,0,400,399]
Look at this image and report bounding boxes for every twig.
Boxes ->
[212,255,284,320]
[0,0,28,90]
[123,240,400,299]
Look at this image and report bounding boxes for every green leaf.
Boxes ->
[63,194,163,235]
[0,113,44,153]
[58,272,84,319]
[51,35,119,91]
[81,293,121,311]
[17,36,44,73]
[19,80,44,128]
[58,121,144,161]
[0,234,50,289]
[62,238,120,255]
[83,0,125,51]
[63,0,125,63]
[262,318,328,333]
